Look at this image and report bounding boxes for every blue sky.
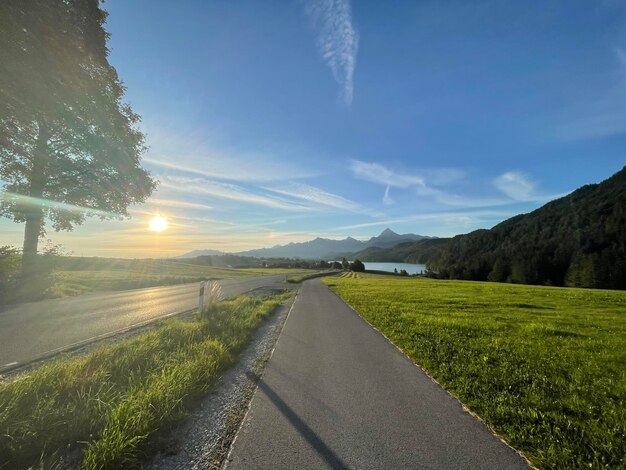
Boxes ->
[2,0,626,256]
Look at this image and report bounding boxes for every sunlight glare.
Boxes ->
[148,215,168,232]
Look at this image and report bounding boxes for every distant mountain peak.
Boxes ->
[379,228,398,237]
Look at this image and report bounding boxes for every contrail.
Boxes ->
[307,0,359,105]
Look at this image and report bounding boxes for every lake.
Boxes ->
[363,262,426,275]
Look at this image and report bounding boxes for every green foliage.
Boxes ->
[0,245,20,301]
[324,275,626,469]
[347,237,451,264]
[0,242,66,304]
[0,293,289,469]
[428,167,626,290]
[349,259,365,272]
[0,0,156,267]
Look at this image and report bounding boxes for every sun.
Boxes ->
[148,215,168,232]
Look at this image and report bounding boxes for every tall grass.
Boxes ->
[323,275,626,469]
[0,293,290,469]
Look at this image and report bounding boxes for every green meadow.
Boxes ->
[0,292,291,469]
[48,257,306,297]
[323,275,626,469]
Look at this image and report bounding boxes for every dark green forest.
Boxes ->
[426,166,626,289]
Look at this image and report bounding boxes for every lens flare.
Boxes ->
[0,191,121,218]
[148,215,168,232]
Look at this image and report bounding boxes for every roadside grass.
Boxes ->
[0,292,291,469]
[323,275,626,469]
[286,270,339,283]
[49,259,306,297]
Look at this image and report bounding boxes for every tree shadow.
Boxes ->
[246,371,348,469]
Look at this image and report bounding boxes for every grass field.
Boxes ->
[323,274,626,469]
[48,258,307,297]
[286,270,340,283]
[0,292,291,469]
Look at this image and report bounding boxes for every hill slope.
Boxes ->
[345,238,450,264]
[428,166,626,289]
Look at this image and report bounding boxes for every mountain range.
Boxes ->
[174,166,625,290]
[234,228,431,259]
[175,229,431,260]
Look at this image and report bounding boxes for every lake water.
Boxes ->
[363,262,426,275]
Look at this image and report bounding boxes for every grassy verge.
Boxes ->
[0,292,291,469]
[323,274,626,469]
[286,270,339,283]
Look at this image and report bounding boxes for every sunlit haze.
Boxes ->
[1,0,624,257]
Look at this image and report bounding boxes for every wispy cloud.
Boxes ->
[383,185,394,205]
[144,198,213,211]
[307,0,359,105]
[349,159,565,209]
[493,171,535,201]
[350,160,425,187]
[142,122,318,183]
[265,183,363,212]
[493,171,565,203]
[331,209,517,232]
[144,157,227,181]
[159,175,312,212]
[350,160,507,207]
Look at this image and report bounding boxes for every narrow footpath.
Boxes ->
[225,279,530,470]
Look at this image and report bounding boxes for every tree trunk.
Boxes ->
[21,121,49,274]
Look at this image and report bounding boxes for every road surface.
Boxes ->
[0,274,293,369]
[225,279,530,469]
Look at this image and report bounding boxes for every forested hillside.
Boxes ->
[346,238,450,264]
[427,167,626,289]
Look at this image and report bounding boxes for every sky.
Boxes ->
[1,0,626,257]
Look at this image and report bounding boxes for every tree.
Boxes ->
[349,259,365,272]
[487,257,509,283]
[0,0,156,274]
[0,246,20,303]
[341,257,350,270]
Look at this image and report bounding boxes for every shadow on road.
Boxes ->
[246,371,347,469]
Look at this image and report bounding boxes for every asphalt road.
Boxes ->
[225,279,530,470]
[0,273,293,369]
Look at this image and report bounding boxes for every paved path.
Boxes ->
[0,274,293,369]
[225,279,530,469]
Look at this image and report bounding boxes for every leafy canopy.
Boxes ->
[0,0,156,233]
